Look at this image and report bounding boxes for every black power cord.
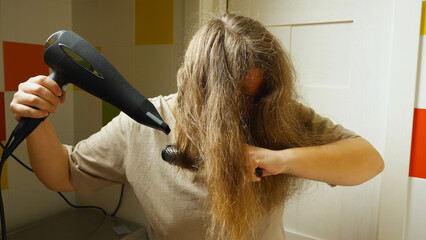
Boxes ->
[0,155,7,240]
[0,141,124,239]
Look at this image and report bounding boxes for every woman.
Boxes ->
[10,13,384,240]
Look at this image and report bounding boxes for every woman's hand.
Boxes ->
[10,75,65,121]
[246,145,291,182]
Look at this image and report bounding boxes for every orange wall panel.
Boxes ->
[0,92,5,141]
[3,41,49,91]
[410,108,426,179]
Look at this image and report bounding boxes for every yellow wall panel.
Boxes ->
[421,1,426,35]
[135,0,174,45]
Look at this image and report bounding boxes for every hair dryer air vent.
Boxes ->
[44,31,63,51]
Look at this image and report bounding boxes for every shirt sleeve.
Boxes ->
[296,103,359,187]
[297,102,359,140]
[66,112,132,196]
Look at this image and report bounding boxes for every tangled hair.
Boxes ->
[174,13,335,239]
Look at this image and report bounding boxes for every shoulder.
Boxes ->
[149,93,176,105]
[105,93,176,137]
[293,101,316,123]
[148,93,176,115]
[148,93,177,126]
[294,101,359,140]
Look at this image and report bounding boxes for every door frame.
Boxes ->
[377,0,421,239]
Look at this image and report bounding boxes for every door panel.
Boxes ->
[291,23,353,88]
[267,26,291,51]
[230,0,353,26]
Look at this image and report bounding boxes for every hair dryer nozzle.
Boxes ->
[146,112,171,134]
[132,99,170,134]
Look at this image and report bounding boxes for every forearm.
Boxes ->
[283,137,384,186]
[26,119,75,192]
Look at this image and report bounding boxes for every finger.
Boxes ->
[10,102,49,120]
[19,82,62,107]
[60,91,67,103]
[250,173,261,182]
[14,91,58,113]
[28,75,62,97]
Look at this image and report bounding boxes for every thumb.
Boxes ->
[60,91,67,103]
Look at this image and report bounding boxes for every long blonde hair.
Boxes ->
[174,13,334,239]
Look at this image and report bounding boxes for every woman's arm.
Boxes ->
[247,137,384,186]
[26,119,75,192]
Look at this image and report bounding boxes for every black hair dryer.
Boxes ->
[1,30,170,160]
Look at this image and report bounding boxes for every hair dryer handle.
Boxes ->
[1,117,46,161]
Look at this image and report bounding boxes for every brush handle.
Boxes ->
[255,167,263,178]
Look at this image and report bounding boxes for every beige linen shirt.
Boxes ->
[65,93,357,240]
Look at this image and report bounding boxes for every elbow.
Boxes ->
[45,183,75,193]
[358,138,385,185]
[369,144,385,176]
[377,156,385,175]
[352,148,385,186]
[340,144,385,187]
[38,176,76,193]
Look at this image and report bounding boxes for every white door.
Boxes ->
[225,0,421,240]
